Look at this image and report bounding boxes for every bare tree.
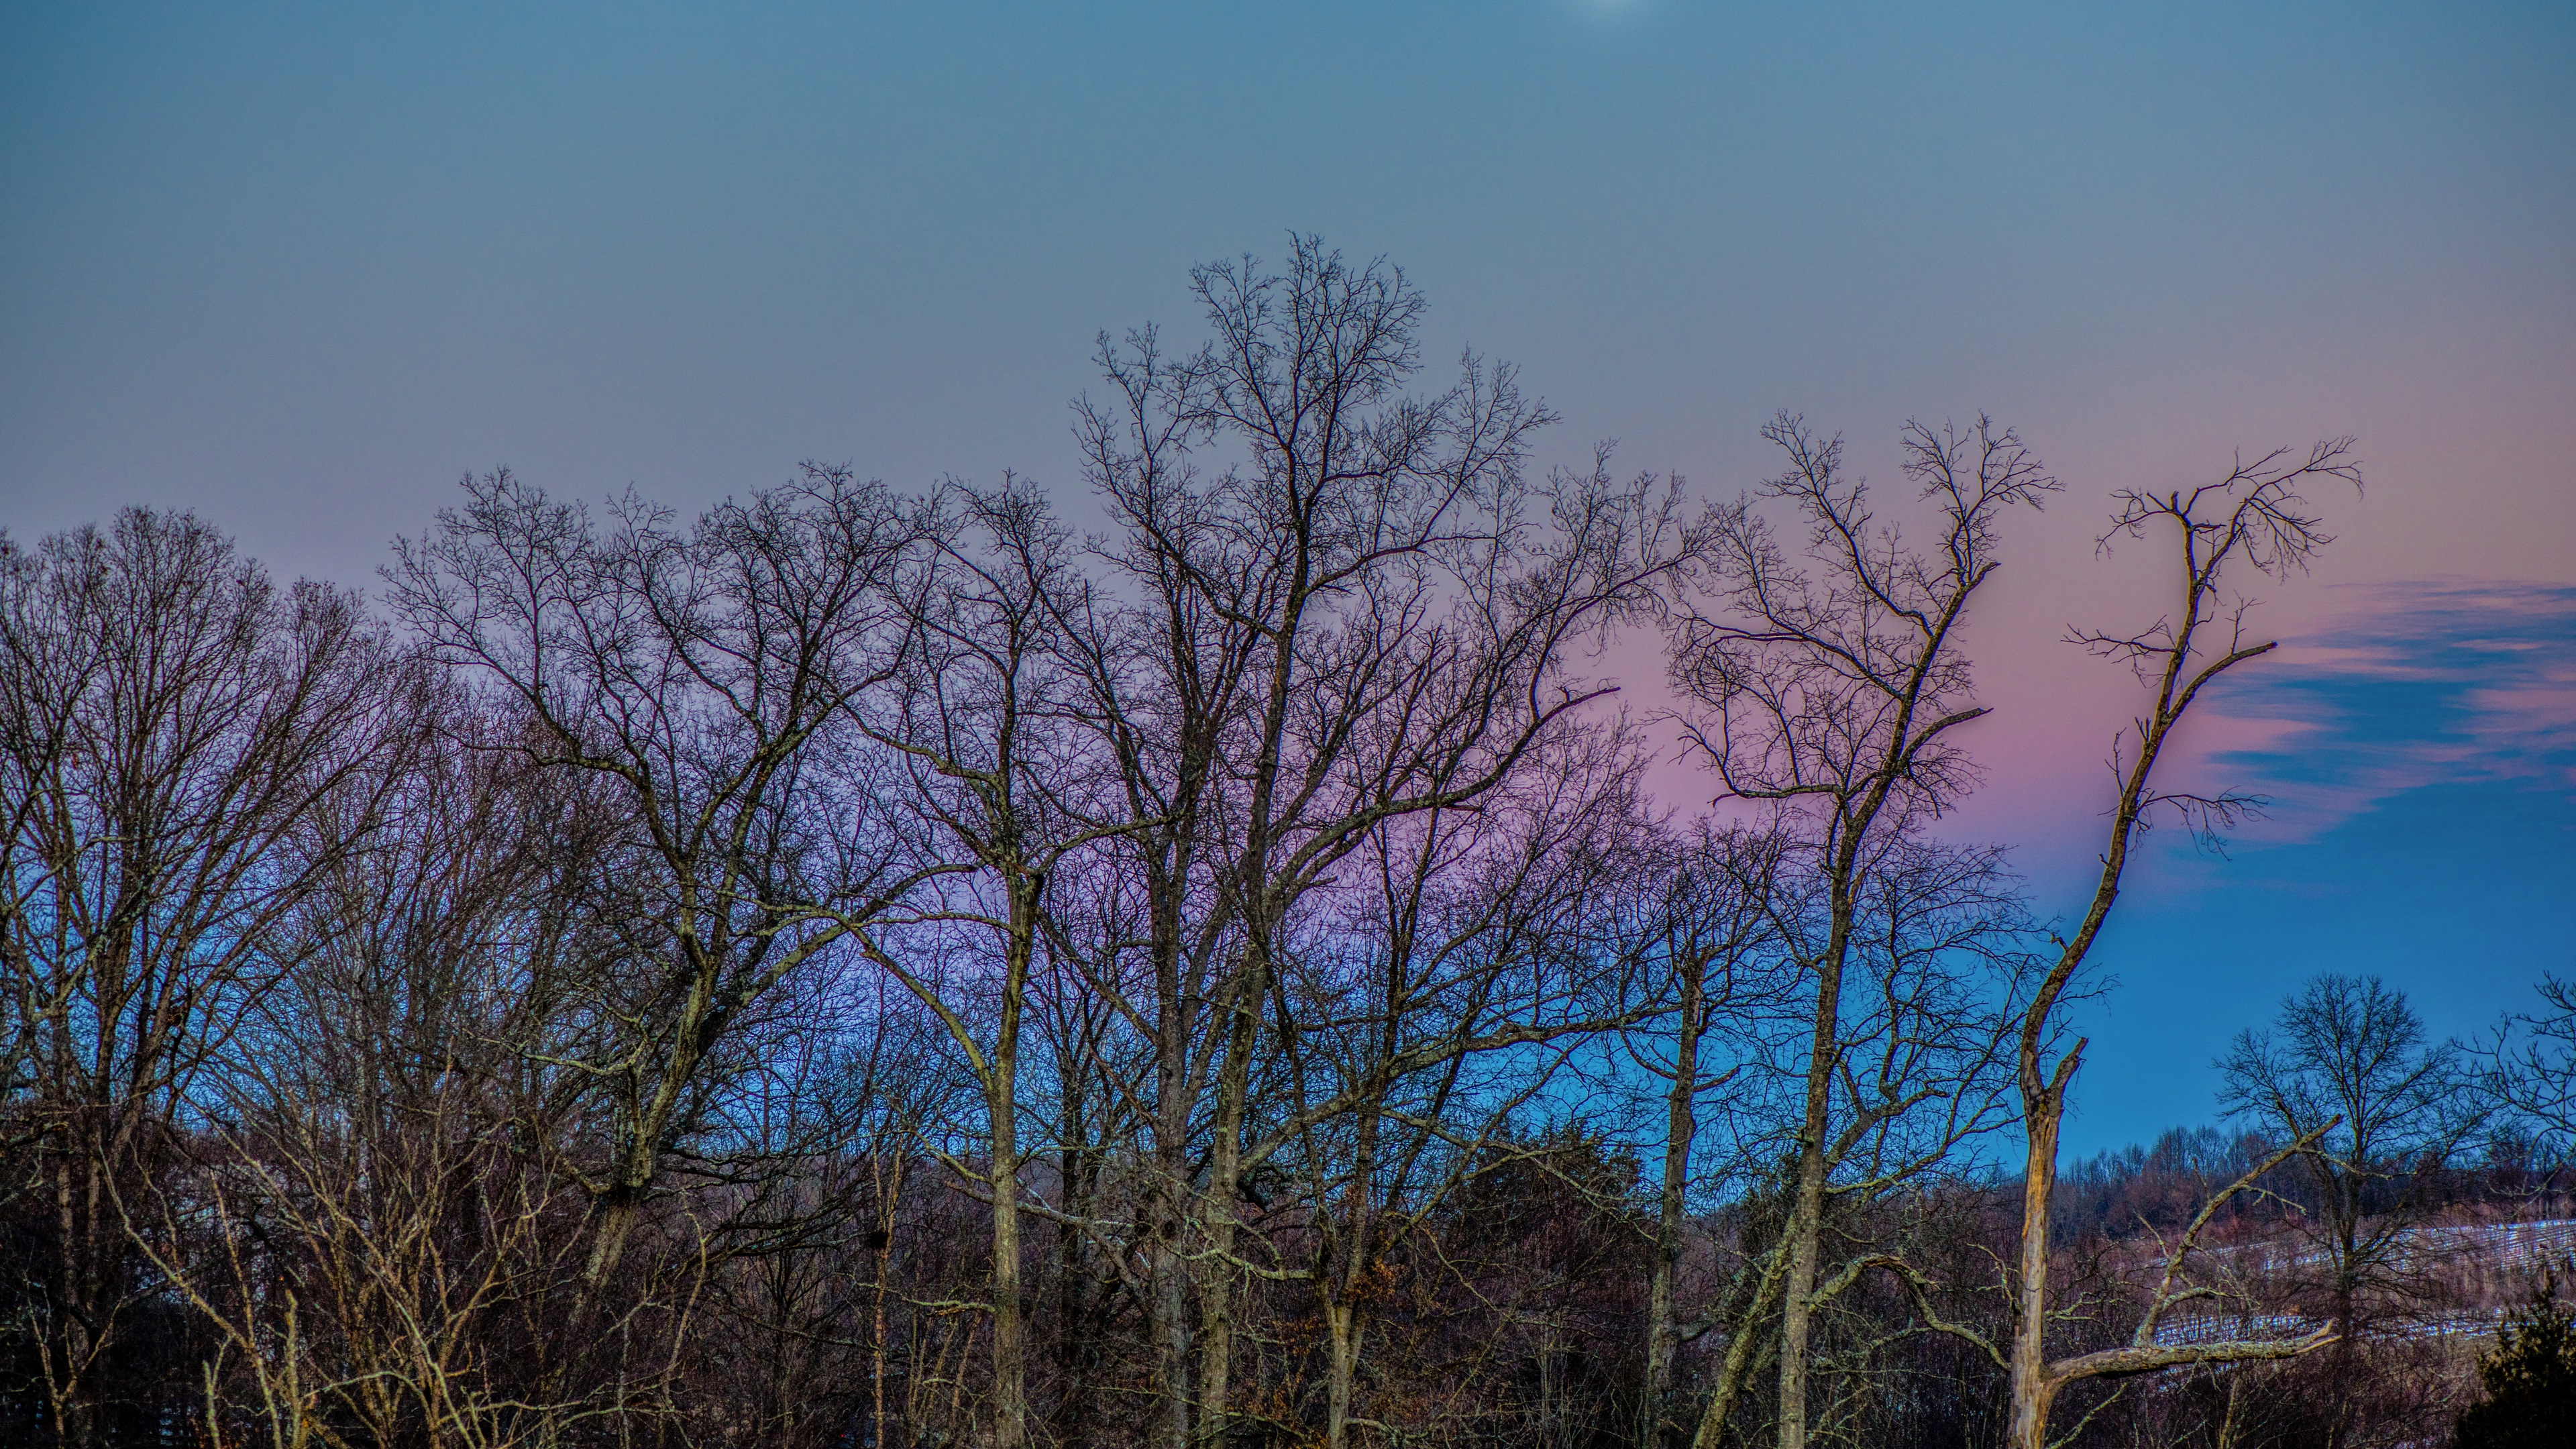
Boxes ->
[2221,971,2484,1437]
[674,968,964,1449]
[2000,438,2362,1449]
[1678,830,2027,1449]
[1065,235,1695,1448]
[1276,722,1660,1449]
[1667,412,2050,1449]
[1631,824,1779,1449]
[0,509,415,1448]
[850,478,1118,1449]
[386,468,946,1440]
[2496,973,2576,1169]
[199,720,596,1449]
[1022,862,1142,1446]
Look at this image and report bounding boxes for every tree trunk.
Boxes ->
[1144,845,1197,1449]
[1688,1241,1790,1449]
[1644,958,1705,1448]
[528,1188,645,1449]
[1324,1299,1361,1449]
[1197,994,1253,1448]
[1198,916,1279,1446]
[873,1158,897,1449]
[1056,1127,1099,1444]
[1774,926,1846,1449]
[2008,1085,2063,1449]
[1152,1228,1194,1449]
[1150,961,1197,1449]
[46,1150,99,1449]
[989,1046,1025,1449]
[987,883,1033,1449]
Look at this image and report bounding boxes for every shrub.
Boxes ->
[2455,1270,2576,1448]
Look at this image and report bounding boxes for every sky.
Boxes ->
[3,1,2570,1155]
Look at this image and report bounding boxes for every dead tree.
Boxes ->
[2002,438,2362,1449]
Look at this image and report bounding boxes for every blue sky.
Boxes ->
[3,1,2569,1153]
[2053,582,2576,1148]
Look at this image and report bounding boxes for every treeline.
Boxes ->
[2,238,2563,1449]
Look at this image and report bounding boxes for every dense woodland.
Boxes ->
[5,240,2571,1449]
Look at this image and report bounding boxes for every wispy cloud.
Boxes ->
[2194,580,2576,844]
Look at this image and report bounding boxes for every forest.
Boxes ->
[4,239,2569,1449]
